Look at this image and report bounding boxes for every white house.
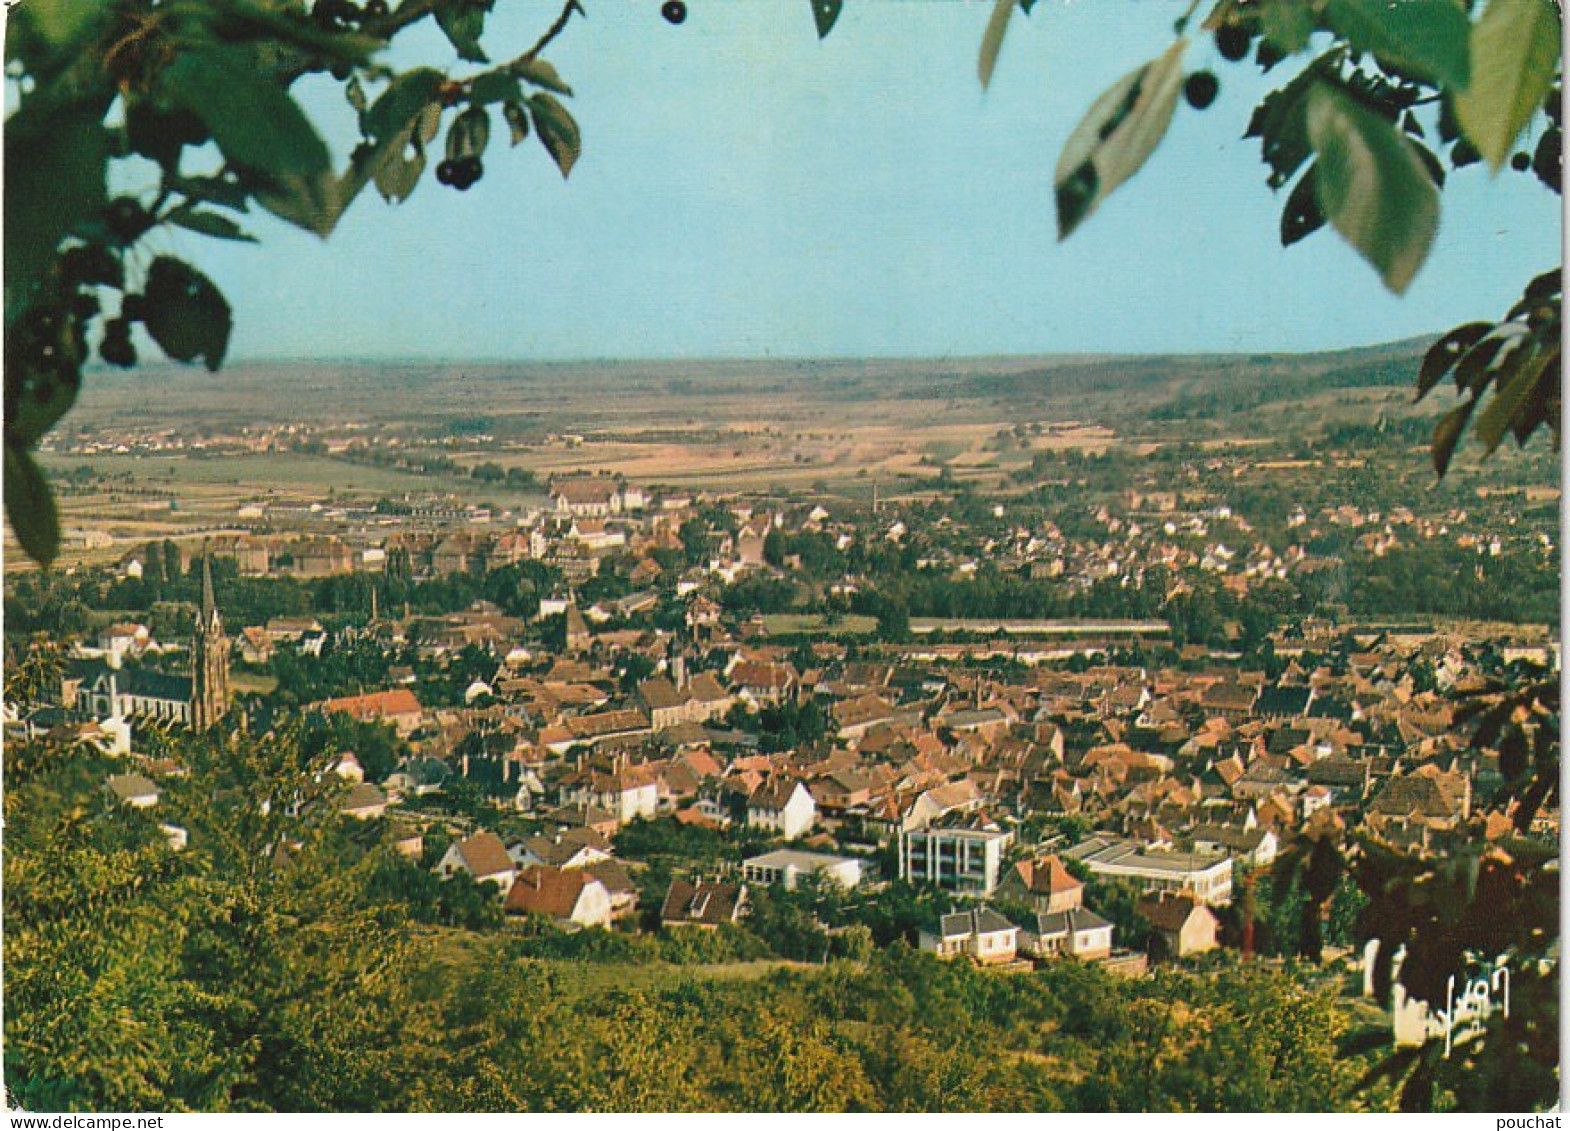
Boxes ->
[746,779,816,840]
[742,849,862,890]
[503,865,613,930]
[1017,908,1115,961]
[562,766,659,826]
[437,831,518,892]
[918,906,1019,965]
[1064,834,1234,905]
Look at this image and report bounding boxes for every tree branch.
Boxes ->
[360,0,444,42]
[521,0,585,63]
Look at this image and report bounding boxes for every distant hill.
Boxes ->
[69,336,1437,432]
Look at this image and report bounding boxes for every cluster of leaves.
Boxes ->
[960,0,1561,477]
[5,0,587,565]
[1419,268,1561,476]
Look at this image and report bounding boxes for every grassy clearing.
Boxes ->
[536,958,807,998]
[761,613,879,637]
[231,671,279,695]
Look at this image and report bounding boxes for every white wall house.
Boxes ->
[746,779,817,841]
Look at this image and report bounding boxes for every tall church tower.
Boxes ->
[190,547,231,730]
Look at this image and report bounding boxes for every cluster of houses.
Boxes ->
[11,471,1558,978]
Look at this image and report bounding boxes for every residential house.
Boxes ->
[551,477,623,517]
[996,854,1084,914]
[747,778,817,840]
[1017,907,1115,961]
[661,879,748,929]
[1065,835,1233,905]
[339,782,388,820]
[917,906,1019,965]
[317,688,424,737]
[1137,891,1221,958]
[437,831,517,892]
[564,764,660,826]
[106,772,160,809]
[1189,824,1278,868]
[514,828,614,871]
[585,859,640,921]
[503,865,613,930]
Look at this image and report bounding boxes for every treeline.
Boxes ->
[1349,543,1559,625]
[4,559,559,641]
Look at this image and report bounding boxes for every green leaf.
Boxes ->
[1456,0,1561,171]
[163,46,330,178]
[1323,0,1472,90]
[8,370,79,452]
[11,0,113,50]
[352,101,442,207]
[346,76,368,114]
[470,71,523,107]
[448,107,492,161]
[436,0,489,63]
[1055,39,1188,239]
[7,309,82,449]
[5,442,60,567]
[1245,57,1328,188]
[979,0,1015,90]
[141,257,232,371]
[530,93,581,179]
[125,101,211,171]
[1512,347,1557,443]
[1431,399,1477,476]
[363,69,444,145]
[165,208,258,243]
[512,58,573,96]
[504,100,531,146]
[347,76,446,208]
[1417,321,1491,398]
[205,0,380,62]
[371,147,426,204]
[1475,350,1549,452]
[252,170,345,237]
[811,0,844,39]
[168,175,251,212]
[1454,326,1528,392]
[3,102,110,316]
[1280,165,1326,246]
[415,102,444,148]
[1306,81,1440,293]
[1259,0,1315,53]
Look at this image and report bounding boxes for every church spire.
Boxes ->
[201,542,217,625]
[190,543,230,730]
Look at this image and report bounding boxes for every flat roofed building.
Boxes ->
[742,849,863,891]
[1064,835,1233,905]
[898,809,1013,896]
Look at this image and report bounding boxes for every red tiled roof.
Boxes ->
[320,688,421,719]
[1012,854,1082,897]
[505,865,593,918]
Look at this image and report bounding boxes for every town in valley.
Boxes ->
[5,344,1559,1110]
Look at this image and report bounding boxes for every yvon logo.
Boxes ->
[1365,940,1512,1057]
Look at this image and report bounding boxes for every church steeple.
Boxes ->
[190,543,230,730]
[202,551,215,613]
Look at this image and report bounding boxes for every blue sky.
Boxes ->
[172,0,1559,362]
